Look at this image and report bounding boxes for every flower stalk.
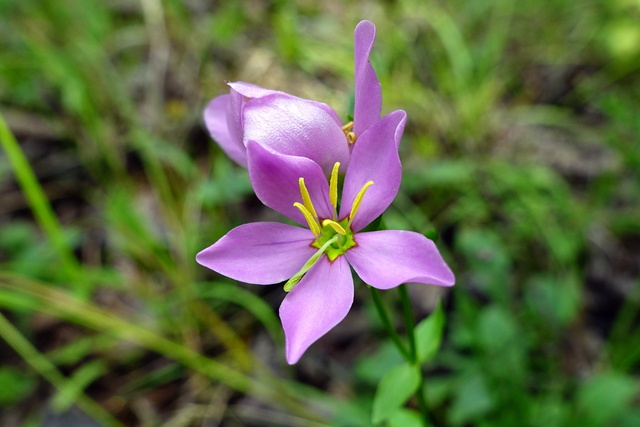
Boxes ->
[371,283,440,427]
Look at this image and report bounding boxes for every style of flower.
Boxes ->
[203,20,384,175]
[196,111,455,364]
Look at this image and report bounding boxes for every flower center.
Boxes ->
[284,162,373,291]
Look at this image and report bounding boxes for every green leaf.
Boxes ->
[372,363,420,424]
[355,341,404,386]
[0,367,36,406]
[577,371,637,426]
[387,408,424,427]
[449,373,494,426]
[415,302,445,363]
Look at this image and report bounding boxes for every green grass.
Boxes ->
[1,0,639,425]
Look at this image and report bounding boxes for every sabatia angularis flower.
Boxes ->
[196,111,455,364]
[203,20,384,174]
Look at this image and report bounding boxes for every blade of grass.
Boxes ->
[0,113,85,296]
[0,274,331,422]
[0,311,124,427]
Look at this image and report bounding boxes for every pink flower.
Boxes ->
[196,111,455,364]
[203,21,384,175]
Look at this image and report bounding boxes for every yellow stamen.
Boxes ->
[329,162,340,215]
[341,121,357,145]
[322,219,346,236]
[298,177,318,220]
[340,121,354,132]
[349,181,374,224]
[293,202,321,238]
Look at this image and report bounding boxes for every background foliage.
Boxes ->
[0,0,639,425]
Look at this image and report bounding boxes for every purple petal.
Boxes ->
[279,256,354,364]
[346,230,455,289]
[196,222,315,284]
[228,81,280,99]
[242,93,350,175]
[339,110,407,231]
[225,82,282,164]
[247,141,333,224]
[229,81,342,127]
[353,20,382,136]
[204,94,247,166]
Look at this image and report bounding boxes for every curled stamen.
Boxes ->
[322,219,346,236]
[349,181,374,225]
[340,121,354,132]
[341,121,357,145]
[293,202,321,238]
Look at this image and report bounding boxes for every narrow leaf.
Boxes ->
[388,408,424,427]
[372,363,420,424]
[51,359,107,412]
[415,302,445,363]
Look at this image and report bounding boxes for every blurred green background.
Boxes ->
[1,0,639,426]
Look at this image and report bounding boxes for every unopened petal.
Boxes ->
[340,110,407,231]
[247,141,333,225]
[280,257,354,364]
[346,230,455,289]
[228,81,342,126]
[228,81,279,99]
[203,94,247,166]
[242,93,350,175]
[353,20,382,136]
[196,222,315,285]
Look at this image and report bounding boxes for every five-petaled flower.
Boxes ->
[196,110,455,364]
[203,20,385,175]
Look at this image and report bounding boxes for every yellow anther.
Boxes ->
[329,162,340,212]
[349,181,374,224]
[322,219,347,236]
[294,202,321,238]
[298,177,318,220]
[341,121,354,132]
[341,121,357,144]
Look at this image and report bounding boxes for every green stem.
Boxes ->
[399,284,417,362]
[369,286,411,361]
[398,285,437,427]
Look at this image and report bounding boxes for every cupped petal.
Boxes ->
[228,81,342,127]
[228,81,280,99]
[353,20,382,136]
[280,256,354,364]
[247,140,333,224]
[204,94,247,166]
[196,222,315,285]
[339,110,407,231]
[242,93,350,175]
[345,230,455,289]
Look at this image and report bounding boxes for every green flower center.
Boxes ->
[284,162,373,292]
[313,217,356,261]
